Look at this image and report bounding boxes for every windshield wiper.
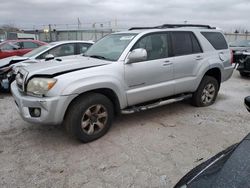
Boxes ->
[89,55,107,60]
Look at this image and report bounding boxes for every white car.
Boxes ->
[0,40,93,91]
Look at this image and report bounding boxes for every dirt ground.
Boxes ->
[0,71,250,188]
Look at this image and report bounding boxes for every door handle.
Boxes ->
[162,62,173,66]
[195,56,203,60]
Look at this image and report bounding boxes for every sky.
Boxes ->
[0,0,250,32]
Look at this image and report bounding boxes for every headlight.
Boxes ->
[27,78,57,96]
[13,66,21,74]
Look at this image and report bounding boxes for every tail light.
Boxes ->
[230,49,234,64]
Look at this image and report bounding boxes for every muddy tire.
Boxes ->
[64,93,114,143]
[191,76,219,107]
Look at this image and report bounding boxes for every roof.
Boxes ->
[49,40,94,45]
[2,39,47,44]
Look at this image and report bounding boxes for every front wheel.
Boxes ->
[191,76,219,107]
[64,93,114,143]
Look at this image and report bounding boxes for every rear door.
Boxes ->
[169,31,203,94]
[125,32,175,106]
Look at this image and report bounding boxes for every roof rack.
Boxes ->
[129,24,215,30]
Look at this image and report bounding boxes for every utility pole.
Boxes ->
[49,24,52,42]
[77,17,82,40]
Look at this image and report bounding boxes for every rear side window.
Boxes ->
[23,42,39,49]
[201,32,228,50]
[171,32,202,56]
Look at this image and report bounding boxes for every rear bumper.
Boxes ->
[11,81,77,125]
[237,64,250,73]
[222,66,234,82]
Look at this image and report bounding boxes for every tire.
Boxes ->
[64,93,114,143]
[239,71,249,77]
[191,76,219,107]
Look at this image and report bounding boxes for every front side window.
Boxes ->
[85,33,136,61]
[132,33,169,61]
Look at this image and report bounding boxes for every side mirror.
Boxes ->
[45,54,55,61]
[126,48,147,64]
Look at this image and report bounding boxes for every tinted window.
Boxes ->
[191,34,202,53]
[132,33,169,61]
[201,32,228,50]
[23,42,39,49]
[171,32,193,56]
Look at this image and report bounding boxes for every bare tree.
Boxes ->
[0,24,19,32]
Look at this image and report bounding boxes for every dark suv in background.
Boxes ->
[229,40,250,77]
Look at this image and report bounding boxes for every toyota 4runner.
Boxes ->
[11,24,234,142]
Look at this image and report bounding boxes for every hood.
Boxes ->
[22,56,111,78]
[175,133,250,188]
[0,56,29,68]
[230,46,250,52]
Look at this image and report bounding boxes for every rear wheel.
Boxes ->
[64,93,114,143]
[191,76,219,107]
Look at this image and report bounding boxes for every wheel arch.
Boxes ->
[204,67,221,87]
[63,88,121,121]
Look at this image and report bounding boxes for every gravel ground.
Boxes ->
[0,71,250,188]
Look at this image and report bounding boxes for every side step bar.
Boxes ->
[121,94,192,114]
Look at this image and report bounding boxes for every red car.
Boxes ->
[0,40,47,59]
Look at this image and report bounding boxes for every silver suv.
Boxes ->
[11,24,234,142]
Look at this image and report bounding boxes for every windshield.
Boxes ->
[22,44,51,57]
[85,33,137,61]
[229,40,250,47]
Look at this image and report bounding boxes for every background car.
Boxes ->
[229,39,250,63]
[0,40,94,91]
[174,133,250,188]
[235,51,250,77]
[0,40,47,59]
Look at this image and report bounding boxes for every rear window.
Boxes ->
[201,32,228,50]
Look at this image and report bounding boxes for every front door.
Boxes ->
[125,32,174,106]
